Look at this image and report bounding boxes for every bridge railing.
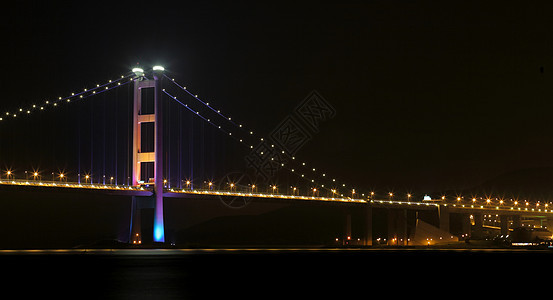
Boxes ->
[0,179,145,191]
[166,187,368,203]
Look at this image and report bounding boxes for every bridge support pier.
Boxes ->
[387,209,407,246]
[472,213,483,239]
[365,206,372,246]
[129,196,155,245]
[438,205,450,233]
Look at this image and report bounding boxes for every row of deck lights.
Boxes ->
[443,195,551,209]
[4,170,120,185]
[4,170,553,210]
[3,170,361,199]
[3,173,553,211]
[182,189,366,203]
[0,178,143,191]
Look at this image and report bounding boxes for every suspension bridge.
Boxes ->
[1,65,552,247]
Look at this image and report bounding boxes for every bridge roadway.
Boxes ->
[0,179,457,210]
[1,179,553,216]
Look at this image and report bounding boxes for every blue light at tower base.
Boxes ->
[154,223,165,243]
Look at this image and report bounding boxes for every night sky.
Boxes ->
[3,1,553,195]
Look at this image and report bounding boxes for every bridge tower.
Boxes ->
[130,66,165,244]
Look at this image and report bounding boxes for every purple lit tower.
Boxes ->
[129,65,165,244]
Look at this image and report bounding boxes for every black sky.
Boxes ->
[3,1,553,194]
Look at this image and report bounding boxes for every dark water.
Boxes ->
[2,248,550,298]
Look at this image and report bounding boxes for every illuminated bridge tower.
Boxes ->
[130,66,165,244]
